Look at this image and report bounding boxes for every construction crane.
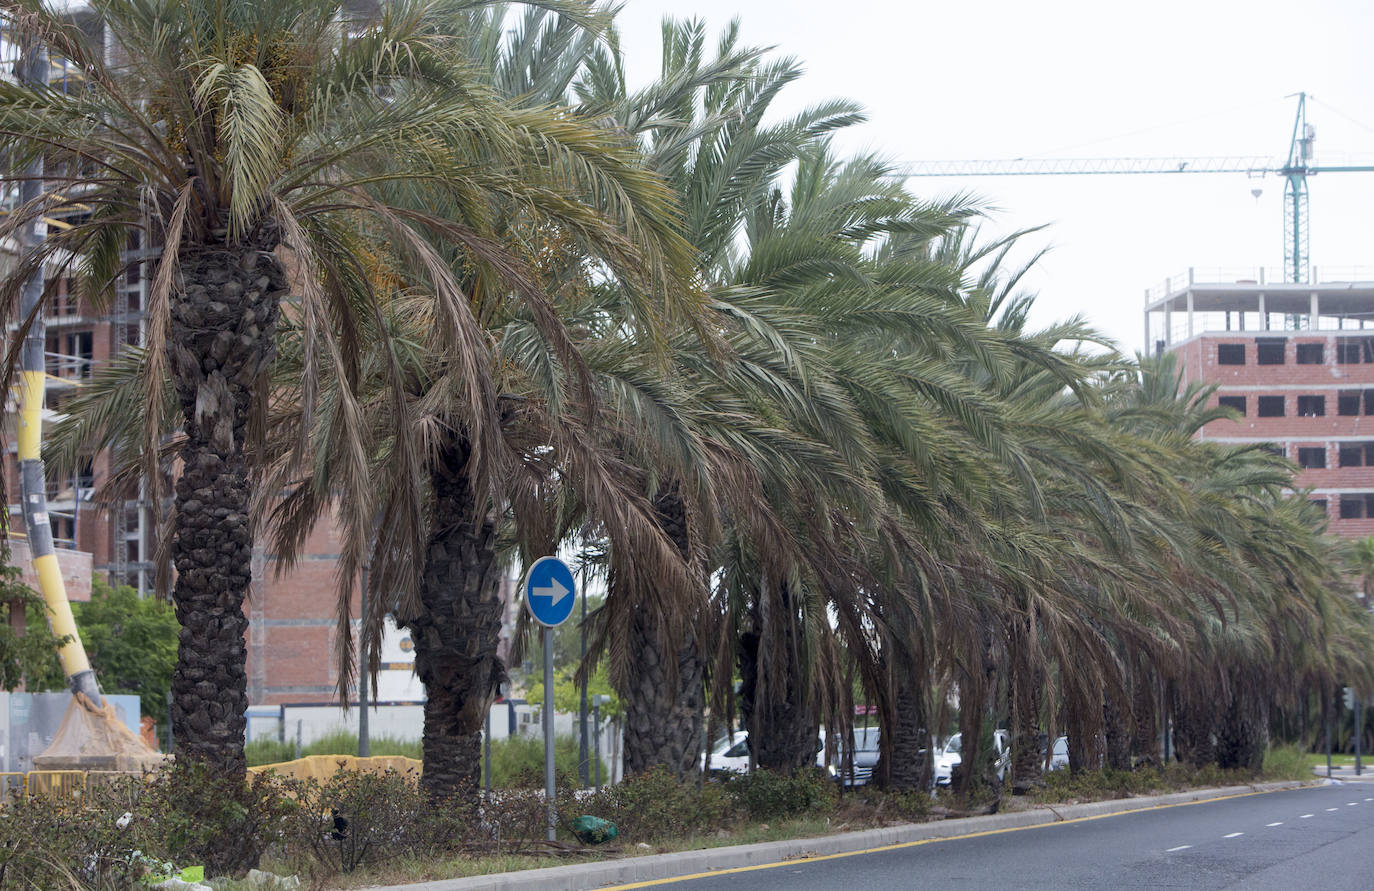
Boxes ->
[902,93,1374,285]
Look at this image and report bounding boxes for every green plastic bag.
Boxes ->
[571,815,619,844]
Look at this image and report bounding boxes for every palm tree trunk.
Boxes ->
[1008,616,1044,793]
[1216,670,1268,770]
[885,664,929,791]
[952,666,988,796]
[620,488,704,779]
[167,234,285,776]
[1170,682,1218,768]
[403,435,505,799]
[622,608,703,777]
[739,601,816,773]
[1102,692,1132,770]
[1065,680,1104,773]
[1130,668,1160,767]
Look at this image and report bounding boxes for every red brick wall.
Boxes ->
[246,511,361,705]
[1178,333,1374,538]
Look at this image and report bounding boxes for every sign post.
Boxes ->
[524,556,576,842]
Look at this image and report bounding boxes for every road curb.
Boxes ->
[361,779,1315,891]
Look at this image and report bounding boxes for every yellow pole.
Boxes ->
[14,41,100,706]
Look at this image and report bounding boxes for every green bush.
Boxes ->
[583,766,733,839]
[488,733,609,788]
[1261,744,1308,780]
[0,765,297,887]
[279,767,460,877]
[134,763,297,877]
[725,767,838,821]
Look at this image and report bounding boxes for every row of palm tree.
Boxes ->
[4,1,1372,803]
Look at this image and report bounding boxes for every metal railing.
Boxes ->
[0,769,156,805]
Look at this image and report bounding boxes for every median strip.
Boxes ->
[361,781,1315,891]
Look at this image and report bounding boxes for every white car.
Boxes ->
[703,732,826,776]
[1048,735,1069,771]
[704,735,752,775]
[933,729,1010,787]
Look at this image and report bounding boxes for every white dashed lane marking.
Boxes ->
[1300,814,1315,819]
[1348,802,1359,806]
[1165,845,1192,853]
[1326,807,1339,812]
[1223,832,1244,838]
[1266,822,1283,827]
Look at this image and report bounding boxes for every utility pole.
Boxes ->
[357,564,370,757]
[578,586,589,786]
[1356,693,1364,777]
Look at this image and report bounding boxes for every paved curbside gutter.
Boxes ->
[362,780,1316,891]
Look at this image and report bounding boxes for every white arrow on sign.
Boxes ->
[532,576,571,608]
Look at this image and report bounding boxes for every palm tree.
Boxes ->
[0,0,689,777]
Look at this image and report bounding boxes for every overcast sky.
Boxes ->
[612,0,1374,353]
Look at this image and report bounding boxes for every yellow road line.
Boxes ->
[599,786,1295,889]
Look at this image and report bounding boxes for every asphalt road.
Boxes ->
[624,782,1374,890]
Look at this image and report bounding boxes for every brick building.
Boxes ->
[1145,267,1374,538]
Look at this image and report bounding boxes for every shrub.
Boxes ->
[279,767,450,876]
[0,784,145,889]
[585,767,733,840]
[725,768,837,821]
[1261,744,1308,780]
[488,734,608,789]
[131,763,297,877]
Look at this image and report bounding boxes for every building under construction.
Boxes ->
[1145,266,1374,538]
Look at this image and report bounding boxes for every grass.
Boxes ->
[245,728,420,766]
[1303,752,1361,769]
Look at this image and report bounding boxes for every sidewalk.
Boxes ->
[1313,764,1374,782]
[362,780,1314,891]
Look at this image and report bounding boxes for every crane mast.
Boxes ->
[902,93,1374,284]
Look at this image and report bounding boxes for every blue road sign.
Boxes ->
[525,556,576,628]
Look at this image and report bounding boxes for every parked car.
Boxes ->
[703,732,826,777]
[704,735,752,776]
[829,726,881,786]
[1048,735,1069,771]
[933,729,1010,787]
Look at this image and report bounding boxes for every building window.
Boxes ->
[1296,343,1325,364]
[1297,447,1326,468]
[1217,344,1246,365]
[1257,396,1285,417]
[1256,339,1286,365]
[1341,444,1364,467]
[1310,498,1328,514]
[1340,391,1362,416]
[1341,495,1365,519]
[1337,338,1368,364]
[1218,395,1246,415]
[1297,395,1326,417]
[1261,444,1285,458]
